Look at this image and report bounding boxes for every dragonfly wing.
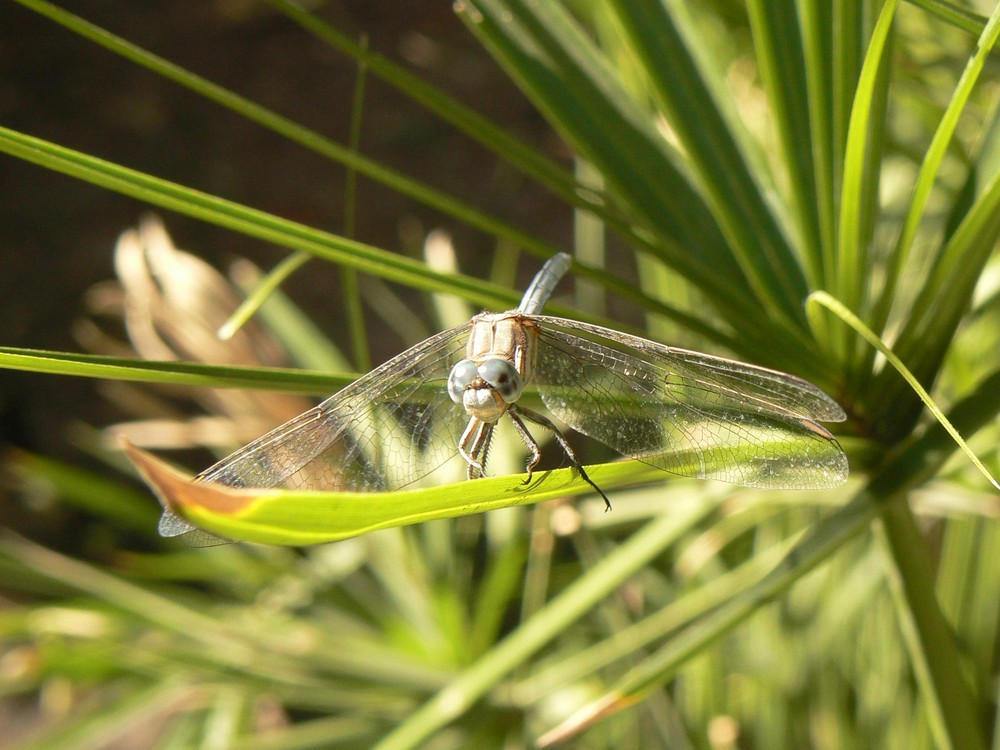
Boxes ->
[195,322,473,492]
[529,316,848,490]
[158,508,232,547]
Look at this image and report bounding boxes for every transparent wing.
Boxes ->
[529,316,848,490]
[160,322,473,543]
[198,323,473,490]
[158,508,232,547]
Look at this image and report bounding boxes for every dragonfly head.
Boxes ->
[448,357,524,422]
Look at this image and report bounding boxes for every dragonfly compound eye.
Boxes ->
[478,358,524,402]
[447,359,479,403]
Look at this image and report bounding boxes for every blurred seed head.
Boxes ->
[77,216,312,453]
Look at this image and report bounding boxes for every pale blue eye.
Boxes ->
[478,358,523,402]
[447,359,478,403]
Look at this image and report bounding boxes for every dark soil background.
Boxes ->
[0,1,572,464]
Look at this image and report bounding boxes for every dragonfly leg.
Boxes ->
[459,417,494,479]
[510,405,612,511]
[506,409,543,484]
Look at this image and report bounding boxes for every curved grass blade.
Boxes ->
[217,252,310,342]
[808,291,1000,491]
[125,442,668,546]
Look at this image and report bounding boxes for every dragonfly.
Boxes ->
[158,253,848,543]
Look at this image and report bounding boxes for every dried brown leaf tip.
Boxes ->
[122,439,260,519]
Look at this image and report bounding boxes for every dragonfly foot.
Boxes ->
[577,464,612,511]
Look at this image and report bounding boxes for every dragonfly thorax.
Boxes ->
[446,312,538,423]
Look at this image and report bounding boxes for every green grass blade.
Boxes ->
[0,125,532,310]
[834,0,899,361]
[371,504,716,750]
[610,0,809,326]
[746,0,824,284]
[217,252,311,342]
[875,157,1000,437]
[797,0,837,283]
[907,0,988,34]
[263,0,587,211]
[0,124,720,342]
[228,260,352,373]
[456,0,749,298]
[831,1,873,195]
[877,500,987,750]
[538,368,1000,745]
[0,346,353,393]
[8,451,159,534]
[9,0,581,267]
[869,3,1000,349]
[937,517,1000,702]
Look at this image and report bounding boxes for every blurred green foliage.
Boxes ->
[3,1,1000,748]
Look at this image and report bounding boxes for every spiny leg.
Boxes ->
[506,409,543,483]
[509,405,612,511]
[472,421,495,479]
[459,417,495,480]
